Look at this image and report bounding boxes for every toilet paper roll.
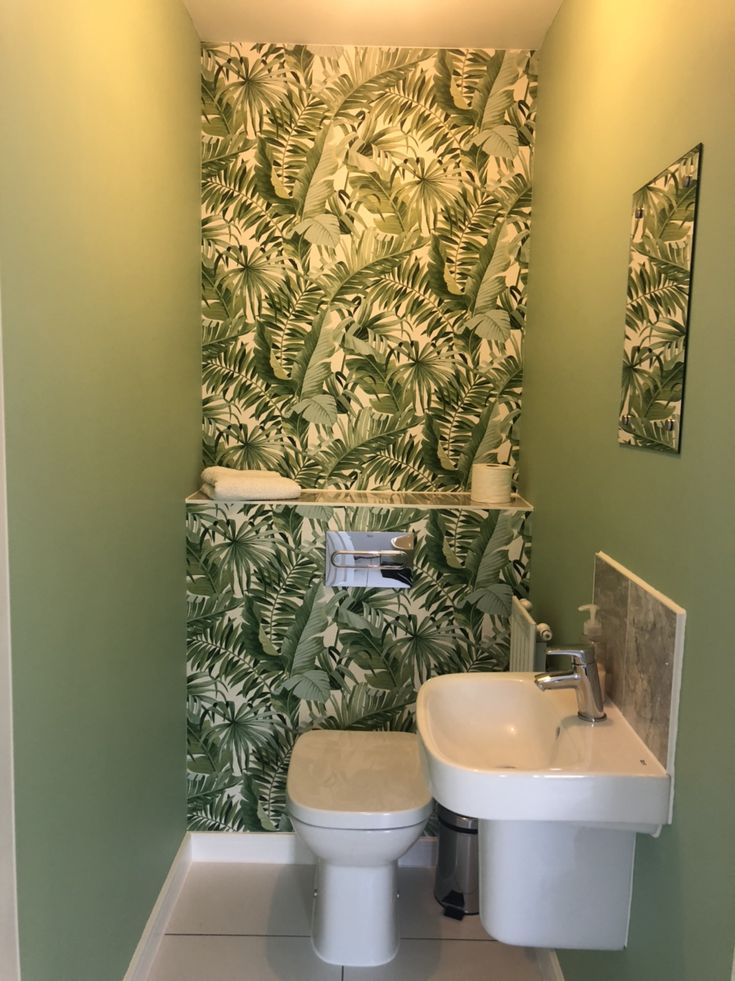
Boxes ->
[471,464,513,504]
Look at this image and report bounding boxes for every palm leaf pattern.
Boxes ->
[619,145,702,453]
[201,43,537,484]
[187,501,531,831]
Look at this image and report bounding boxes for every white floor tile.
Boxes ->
[148,936,342,981]
[397,868,489,941]
[153,862,542,981]
[166,863,314,937]
[344,939,542,981]
[148,936,340,981]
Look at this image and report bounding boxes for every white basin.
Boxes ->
[416,671,673,949]
[416,671,670,828]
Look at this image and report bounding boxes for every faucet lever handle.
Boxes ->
[547,644,596,666]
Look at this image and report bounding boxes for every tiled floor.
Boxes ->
[148,863,543,980]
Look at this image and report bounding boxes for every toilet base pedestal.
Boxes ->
[312,861,399,966]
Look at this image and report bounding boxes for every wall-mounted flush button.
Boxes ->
[325,530,415,589]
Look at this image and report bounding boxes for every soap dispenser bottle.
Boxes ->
[579,604,605,702]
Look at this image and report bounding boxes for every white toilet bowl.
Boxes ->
[286,730,433,967]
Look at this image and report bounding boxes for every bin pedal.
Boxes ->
[439,890,466,920]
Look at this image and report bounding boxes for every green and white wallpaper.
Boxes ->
[187,501,530,831]
[193,43,537,832]
[202,43,537,488]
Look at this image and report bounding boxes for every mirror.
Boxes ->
[618,144,702,453]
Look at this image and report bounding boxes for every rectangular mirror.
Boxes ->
[618,144,702,453]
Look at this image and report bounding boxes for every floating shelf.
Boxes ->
[186,489,533,512]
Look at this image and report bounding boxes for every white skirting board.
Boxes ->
[123,834,192,981]
[190,830,438,868]
[535,948,566,981]
[124,831,563,980]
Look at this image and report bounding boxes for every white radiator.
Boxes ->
[510,597,553,672]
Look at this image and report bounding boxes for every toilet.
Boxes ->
[286,729,433,967]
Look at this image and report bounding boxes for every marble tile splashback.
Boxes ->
[593,552,685,769]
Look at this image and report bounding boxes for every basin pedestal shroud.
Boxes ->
[479,820,636,949]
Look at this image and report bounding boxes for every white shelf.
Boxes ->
[185,489,533,512]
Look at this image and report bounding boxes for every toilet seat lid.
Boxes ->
[287,730,433,830]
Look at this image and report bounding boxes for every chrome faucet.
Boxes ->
[534,645,606,722]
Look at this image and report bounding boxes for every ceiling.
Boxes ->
[181,0,564,49]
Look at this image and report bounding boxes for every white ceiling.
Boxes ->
[182,0,564,49]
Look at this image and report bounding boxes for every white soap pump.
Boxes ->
[579,603,606,702]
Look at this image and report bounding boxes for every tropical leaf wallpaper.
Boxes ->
[202,43,537,488]
[186,501,531,832]
[619,145,702,453]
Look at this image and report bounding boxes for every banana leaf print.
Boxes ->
[186,501,531,831]
[201,43,537,487]
[619,145,702,453]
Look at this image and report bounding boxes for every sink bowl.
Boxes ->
[417,671,674,949]
[416,672,670,828]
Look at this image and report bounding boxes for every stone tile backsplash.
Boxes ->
[593,556,629,707]
[593,553,685,769]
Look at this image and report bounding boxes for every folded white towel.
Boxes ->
[201,466,283,483]
[200,467,301,501]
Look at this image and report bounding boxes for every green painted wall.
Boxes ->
[522,2,735,979]
[0,2,201,979]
